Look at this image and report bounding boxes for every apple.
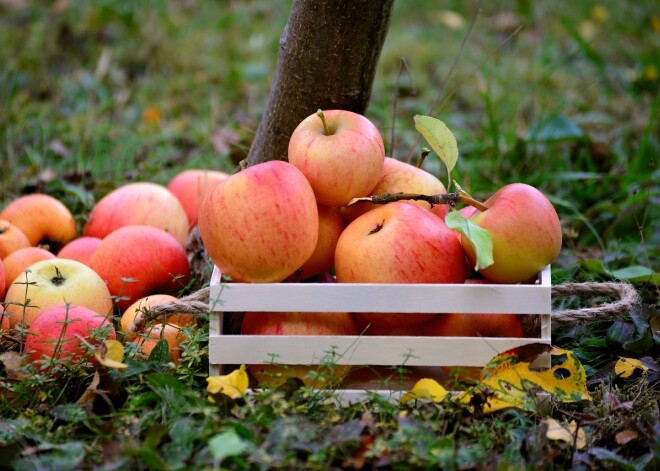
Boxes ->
[120,294,195,336]
[241,311,359,388]
[341,157,449,224]
[57,236,102,267]
[286,204,345,282]
[288,109,385,207]
[0,305,9,333]
[0,194,77,248]
[461,183,562,284]
[24,304,116,366]
[0,259,4,300]
[0,219,31,259]
[90,225,190,311]
[335,201,467,329]
[166,169,229,228]
[198,160,319,283]
[3,258,114,328]
[83,182,190,247]
[130,323,187,364]
[2,247,57,296]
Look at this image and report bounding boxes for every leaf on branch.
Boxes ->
[207,364,249,402]
[445,211,494,271]
[400,378,447,404]
[414,115,459,177]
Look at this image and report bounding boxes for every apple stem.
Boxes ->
[416,148,430,169]
[456,190,489,212]
[347,190,489,212]
[316,109,331,135]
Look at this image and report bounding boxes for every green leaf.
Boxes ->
[445,211,494,271]
[414,115,459,176]
[611,265,658,283]
[526,114,585,142]
[148,339,171,363]
[208,430,250,467]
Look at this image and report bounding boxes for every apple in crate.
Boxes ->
[461,183,562,284]
[83,182,190,247]
[0,194,77,248]
[24,304,116,366]
[335,201,466,329]
[341,157,448,224]
[90,225,190,311]
[4,258,114,328]
[241,311,359,388]
[58,236,102,267]
[167,169,229,228]
[199,160,319,283]
[288,109,385,207]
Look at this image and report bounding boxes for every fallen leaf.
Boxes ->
[207,365,249,402]
[0,352,27,381]
[94,340,128,370]
[614,357,649,378]
[615,429,638,445]
[544,418,587,449]
[76,371,101,405]
[435,11,465,30]
[142,106,163,125]
[211,126,240,155]
[400,378,447,404]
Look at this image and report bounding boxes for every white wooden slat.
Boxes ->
[209,335,550,366]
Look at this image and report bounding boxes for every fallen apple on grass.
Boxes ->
[83,182,190,247]
[288,109,385,207]
[0,305,9,333]
[166,169,229,229]
[4,258,114,329]
[198,160,319,283]
[2,247,57,297]
[57,236,102,267]
[90,225,190,311]
[0,219,31,259]
[0,194,77,249]
[130,323,187,364]
[24,304,116,366]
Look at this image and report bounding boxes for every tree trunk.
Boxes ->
[247,0,394,166]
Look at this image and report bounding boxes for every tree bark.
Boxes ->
[247,0,394,166]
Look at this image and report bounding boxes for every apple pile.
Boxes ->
[0,170,227,368]
[196,109,562,386]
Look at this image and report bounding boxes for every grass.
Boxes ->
[0,0,658,469]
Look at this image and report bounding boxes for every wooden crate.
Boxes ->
[208,266,551,401]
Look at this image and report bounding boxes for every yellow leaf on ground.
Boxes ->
[401,379,447,405]
[207,365,249,402]
[614,357,649,378]
[544,418,587,449]
[94,340,128,370]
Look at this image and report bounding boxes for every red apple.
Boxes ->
[287,204,345,282]
[24,304,116,366]
[0,194,77,248]
[166,169,229,228]
[2,247,57,297]
[0,259,4,301]
[198,160,318,283]
[120,294,195,336]
[461,183,562,284]
[341,157,449,224]
[3,258,114,328]
[241,311,359,388]
[83,182,190,247]
[0,219,31,259]
[90,225,190,311]
[335,201,467,329]
[288,109,385,206]
[57,236,102,267]
[0,305,9,333]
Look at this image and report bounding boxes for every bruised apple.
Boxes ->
[241,311,358,388]
[90,226,190,311]
[24,304,116,366]
[83,182,190,246]
[341,157,449,224]
[198,160,318,283]
[166,169,229,228]
[461,183,562,284]
[335,202,466,329]
[4,258,114,328]
[288,110,385,206]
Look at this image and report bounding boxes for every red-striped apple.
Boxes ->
[167,169,229,229]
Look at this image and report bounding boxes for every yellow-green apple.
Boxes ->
[83,182,189,246]
[2,247,56,296]
[0,219,31,259]
[241,311,359,388]
[287,204,345,282]
[4,259,114,328]
[120,294,195,337]
[0,194,77,248]
[335,201,467,329]
[198,160,318,283]
[461,183,562,284]
[341,157,449,224]
[166,169,229,229]
[288,109,385,207]
[24,304,116,366]
[90,225,190,311]
[57,236,102,267]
